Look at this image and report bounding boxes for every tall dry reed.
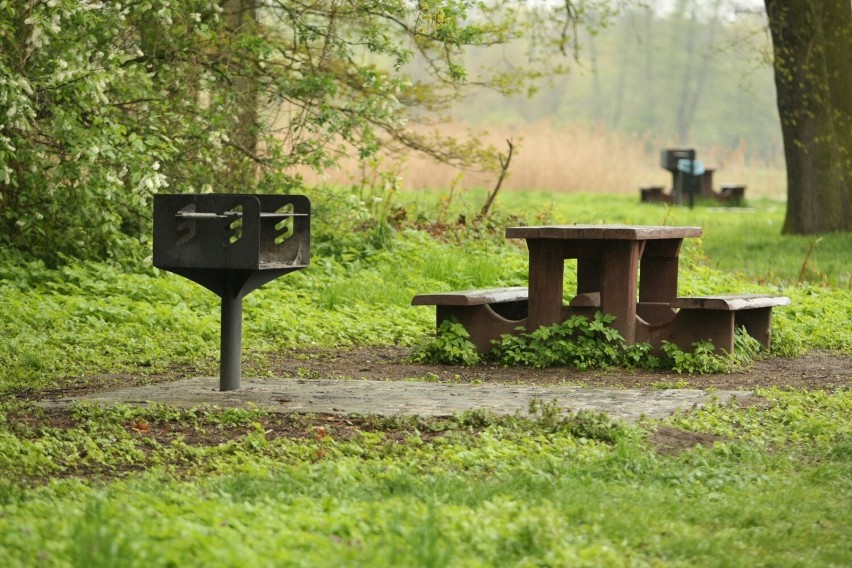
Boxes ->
[294,121,786,199]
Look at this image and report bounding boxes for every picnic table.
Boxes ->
[505,224,701,345]
[415,224,789,355]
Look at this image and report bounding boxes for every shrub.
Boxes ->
[415,312,765,374]
[410,319,481,366]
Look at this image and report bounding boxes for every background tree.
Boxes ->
[764,0,851,234]
[453,3,781,158]
[1,1,571,263]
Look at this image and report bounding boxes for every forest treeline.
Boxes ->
[448,4,780,163]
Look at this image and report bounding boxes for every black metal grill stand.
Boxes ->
[153,194,310,391]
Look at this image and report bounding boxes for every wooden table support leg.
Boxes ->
[600,241,644,344]
[526,239,565,331]
[576,257,602,295]
[639,239,683,303]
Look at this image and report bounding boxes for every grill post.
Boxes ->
[220,283,243,391]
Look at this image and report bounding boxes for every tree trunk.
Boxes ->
[222,0,260,184]
[674,0,721,146]
[765,0,852,234]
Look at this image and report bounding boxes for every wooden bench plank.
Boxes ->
[411,286,528,307]
[671,294,791,311]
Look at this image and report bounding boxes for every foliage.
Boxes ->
[0,1,579,263]
[482,314,762,374]
[656,327,764,375]
[410,311,772,374]
[410,318,481,366]
[529,401,632,446]
[0,389,850,566]
[1,1,214,262]
[658,340,727,374]
[490,312,637,370]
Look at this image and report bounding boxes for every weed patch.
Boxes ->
[410,319,481,366]
[415,314,770,374]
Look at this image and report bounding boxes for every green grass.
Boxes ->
[0,392,850,567]
[407,189,851,287]
[0,190,850,566]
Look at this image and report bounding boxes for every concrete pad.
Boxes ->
[43,377,748,423]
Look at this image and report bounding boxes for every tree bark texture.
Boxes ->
[222,0,260,179]
[765,0,852,234]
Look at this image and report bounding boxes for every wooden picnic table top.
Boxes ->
[505,224,702,240]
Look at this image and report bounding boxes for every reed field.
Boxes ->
[298,121,788,200]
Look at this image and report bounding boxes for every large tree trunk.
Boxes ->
[222,0,260,185]
[765,0,852,234]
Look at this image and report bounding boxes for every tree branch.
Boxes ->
[478,138,514,220]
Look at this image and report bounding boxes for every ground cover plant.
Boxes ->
[1,190,850,566]
[412,313,765,374]
[531,319,752,373]
[0,390,849,566]
[2,191,850,394]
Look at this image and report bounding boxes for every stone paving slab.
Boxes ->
[45,377,749,423]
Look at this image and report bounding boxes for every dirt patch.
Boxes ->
[651,426,728,455]
[266,347,852,391]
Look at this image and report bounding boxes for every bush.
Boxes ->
[411,319,481,366]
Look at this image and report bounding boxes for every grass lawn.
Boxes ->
[1,190,850,566]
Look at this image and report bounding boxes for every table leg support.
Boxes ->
[601,241,643,344]
[639,239,683,304]
[527,239,565,331]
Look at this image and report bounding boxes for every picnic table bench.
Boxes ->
[411,287,528,352]
[670,294,791,354]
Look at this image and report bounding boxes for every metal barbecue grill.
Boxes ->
[153,194,310,391]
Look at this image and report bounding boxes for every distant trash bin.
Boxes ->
[660,149,702,207]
